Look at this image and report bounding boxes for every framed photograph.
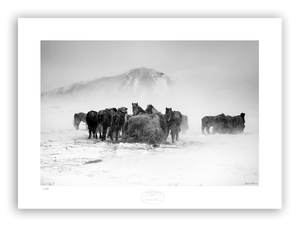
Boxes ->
[18,18,282,209]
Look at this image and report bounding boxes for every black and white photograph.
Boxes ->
[18,18,281,209]
[40,40,259,186]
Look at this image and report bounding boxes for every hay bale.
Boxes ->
[123,113,167,144]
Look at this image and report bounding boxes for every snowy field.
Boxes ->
[41,103,259,186]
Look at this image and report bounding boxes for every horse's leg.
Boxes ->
[98,124,102,139]
[201,126,205,134]
[74,120,79,130]
[88,126,92,139]
[94,127,98,139]
[99,125,101,139]
[166,127,170,139]
[95,124,100,139]
[176,128,179,141]
[207,126,210,134]
[91,126,95,138]
[106,126,110,140]
[172,131,176,143]
[102,126,107,141]
[110,130,114,141]
[171,130,175,143]
[115,129,119,142]
[107,126,114,141]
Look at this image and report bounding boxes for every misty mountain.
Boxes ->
[41,68,179,103]
[41,66,258,122]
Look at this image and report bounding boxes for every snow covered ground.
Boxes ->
[41,103,259,186]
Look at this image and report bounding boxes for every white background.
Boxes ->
[18,18,280,209]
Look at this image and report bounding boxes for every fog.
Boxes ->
[42,69,258,135]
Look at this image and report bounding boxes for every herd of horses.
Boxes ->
[73,103,245,144]
[201,113,245,134]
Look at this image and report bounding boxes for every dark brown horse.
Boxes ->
[165,108,182,143]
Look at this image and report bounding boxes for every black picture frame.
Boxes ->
[2,5,294,224]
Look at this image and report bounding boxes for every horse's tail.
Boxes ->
[201,117,207,133]
[73,113,79,129]
[174,111,182,125]
[240,113,245,123]
[185,116,189,130]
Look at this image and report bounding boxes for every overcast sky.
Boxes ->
[41,41,258,92]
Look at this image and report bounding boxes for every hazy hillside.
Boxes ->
[41,67,180,106]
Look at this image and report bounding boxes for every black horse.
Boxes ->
[86,110,99,139]
[165,108,182,143]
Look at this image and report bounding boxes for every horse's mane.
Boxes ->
[137,106,146,114]
[132,103,146,115]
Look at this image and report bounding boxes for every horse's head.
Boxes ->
[132,103,139,115]
[118,107,128,114]
[216,113,226,120]
[147,104,159,114]
[145,104,153,114]
[220,113,226,118]
[165,107,173,121]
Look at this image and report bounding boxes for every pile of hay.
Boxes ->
[123,113,167,144]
